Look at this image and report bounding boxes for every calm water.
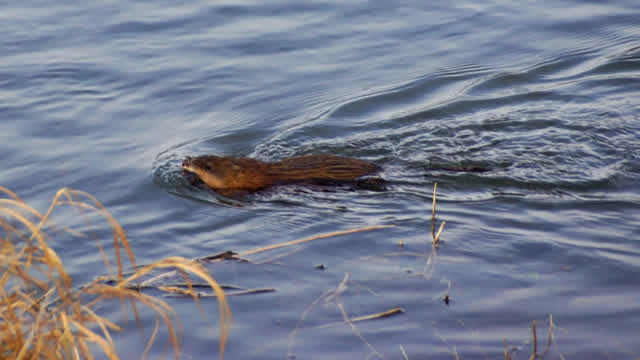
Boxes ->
[2,0,640,359]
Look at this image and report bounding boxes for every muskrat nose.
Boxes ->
[183,156,192,167]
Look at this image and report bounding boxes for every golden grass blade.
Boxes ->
[528,320,537,360]
[69,318,118,360]
[0,293,27,354]
[2,186,232,360]
[3,251,46,291]
[124,257,231,360]
[0,219,23,245]
[240,225,393,257]
[0,185,22,202]
[59,311,79,360]
[181,287,276,298]
[0,207,72,298]
[142,318,161,360]
[52,197,116,277]
[69,189,136,270]
[504,339,512,360]
[80,304,122,340]
[0,199,43,224]
[85,257,231,360]
[0,196,89,241]
[316,306,405,329]
[82,284,182,358]
[53,189,136,280]
[24,188,127,283]
[431,182,437,239]
[350,307,404,323]
[399,344,409,360]
[543,314,554,357]
[143,226,390,291]
[75,335,93,360]
[15,277,57,360]
[433,221,446,247]
[0,208,47,251]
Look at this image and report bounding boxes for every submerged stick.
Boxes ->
[141,225,392,287]
[163,287,276,298]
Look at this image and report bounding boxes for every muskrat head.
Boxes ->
[182,155,229,189]
[183,155,274,192]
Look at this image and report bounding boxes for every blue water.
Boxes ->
[2,0,640,359]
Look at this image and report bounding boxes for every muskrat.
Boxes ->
[182,154,381,194]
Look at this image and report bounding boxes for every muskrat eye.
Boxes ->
[204,164,212,170]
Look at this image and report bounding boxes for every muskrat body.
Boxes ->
[182,154,380,194]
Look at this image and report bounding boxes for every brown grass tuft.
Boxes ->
[0,187,230,360]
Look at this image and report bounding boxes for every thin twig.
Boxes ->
[433,221,446,247]
[164,287,276,298]
[431,183,445,247]
[431,182,437,239]
[504,339,512,360]
[399,345,409,360]
[350,307,404,323]
[317,307,405,328]
[140,225,391,287]
[529,320,537,360]
[542,314,554,357]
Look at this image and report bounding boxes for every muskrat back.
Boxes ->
[266,155,380,182]
[183,154,380,193]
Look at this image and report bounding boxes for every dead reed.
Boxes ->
[431,182,445,247]
[0,186,230,360]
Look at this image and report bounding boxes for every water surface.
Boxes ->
[1,0,639,358]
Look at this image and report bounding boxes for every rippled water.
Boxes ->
[2,1,640,359]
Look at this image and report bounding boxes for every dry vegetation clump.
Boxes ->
[0,186,230,360]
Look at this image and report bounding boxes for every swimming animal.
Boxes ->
[182,154,380,195]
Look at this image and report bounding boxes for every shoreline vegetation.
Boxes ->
[0,186,229,360]
[1,185,553,359]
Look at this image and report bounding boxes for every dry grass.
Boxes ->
[239,225,394,257]
[503,315,555,360]
[139,225,393,288]
[0,186,230,360]
[431,182,445,247]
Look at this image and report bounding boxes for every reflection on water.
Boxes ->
[1,0,640,358]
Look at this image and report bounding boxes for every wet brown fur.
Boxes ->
[183,154,380,193]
